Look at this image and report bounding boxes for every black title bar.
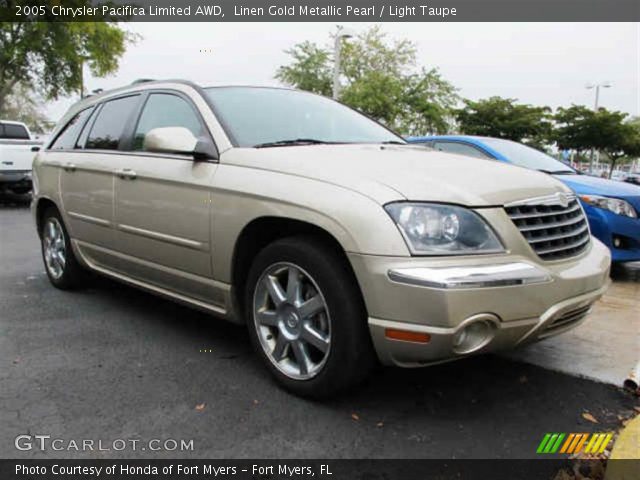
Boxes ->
[3,459,640,480]
[2,0,640,22]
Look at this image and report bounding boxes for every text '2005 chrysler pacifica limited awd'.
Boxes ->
[32,81,611,397]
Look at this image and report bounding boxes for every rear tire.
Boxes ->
[40,207,85,290]
[245,236,376,398]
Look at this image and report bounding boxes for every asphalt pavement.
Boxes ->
[1,195,637,459]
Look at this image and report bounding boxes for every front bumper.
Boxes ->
[349,238,611,367]
[0,170,32,192]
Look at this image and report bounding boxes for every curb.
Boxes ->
[604,414,640,480]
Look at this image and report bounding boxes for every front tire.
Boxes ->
[245,236,376,398]
[40,207,85,289]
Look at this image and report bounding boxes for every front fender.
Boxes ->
[210,164,410,283]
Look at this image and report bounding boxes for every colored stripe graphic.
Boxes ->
[560,433,576,453]
[573,433,589,453]
[537,433,566,453]
[537,433,552,453]
[537,433,613,454]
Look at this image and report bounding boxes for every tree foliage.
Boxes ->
[275,26,459,135]
[455,97,552,147]
[0,12,133,115]
[554,106,640,175]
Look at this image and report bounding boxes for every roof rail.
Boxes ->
[131,78,156,85]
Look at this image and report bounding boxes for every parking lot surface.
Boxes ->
[1,197,638,459]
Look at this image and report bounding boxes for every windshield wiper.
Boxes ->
[380,140,406,145]
[254,138,335,148]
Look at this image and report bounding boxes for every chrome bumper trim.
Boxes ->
[388,262,552,289]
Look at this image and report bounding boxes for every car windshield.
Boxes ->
[204,87,403,147]
[482,138,576,174]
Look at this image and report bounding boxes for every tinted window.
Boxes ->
[50,108,94,150]
[482,138,575,173]
[86,95,140,150]
[133,94,203,150]
[205,87,403,147]
[434,141,491,159]
[0,123,29,139]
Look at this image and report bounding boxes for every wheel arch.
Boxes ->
[230,216,366,323]
[34,197,60,237]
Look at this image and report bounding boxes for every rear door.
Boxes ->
[58,95,141,271]
[113,90,218,302]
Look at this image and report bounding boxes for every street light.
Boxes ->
[586,81,611,111]
[332,26,354,100]
[585,82,612,174]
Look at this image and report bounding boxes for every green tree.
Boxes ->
[275,26,458,135]
[554,106,640,176]
[276,41,333,97]
[0,13,133,115]
[553,105,596,155]
[455,97,553,147]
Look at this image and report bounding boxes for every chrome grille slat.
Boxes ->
[508,202,581,220]
[518,215,585,232]
[505,197,590,261]
[535,236,590,255]
[527,223,589,244]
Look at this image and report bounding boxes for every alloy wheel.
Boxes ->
[253,262,331,380]
[43,217,66,280]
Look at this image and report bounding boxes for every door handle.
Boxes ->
[115,168,137,180]
[63,162,76,172]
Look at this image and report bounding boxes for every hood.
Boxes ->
[222,144,571,206]
[554,173,640,198]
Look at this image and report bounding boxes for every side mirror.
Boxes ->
[144,127,218,160]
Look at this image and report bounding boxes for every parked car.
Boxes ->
[624,173,640,186]
[32,81,611,397]
[0,120,42,194]
[407,136,640,264]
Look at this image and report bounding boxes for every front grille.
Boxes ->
[505,197,590,261]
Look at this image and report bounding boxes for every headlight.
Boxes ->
[580,195,637,218]
[385,203,504,255]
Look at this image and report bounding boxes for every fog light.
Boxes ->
[452,315,497,354]
[613,236,622,248]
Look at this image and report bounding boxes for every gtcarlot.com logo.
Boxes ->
[15,434,194,452]
[536,432,613,455]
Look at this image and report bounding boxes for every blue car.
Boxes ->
[407,135,640,263]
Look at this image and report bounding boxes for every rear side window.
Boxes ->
[49,108,94,150]
[133,93,203,150]
[86,95,140,150]
[0,123,29,139]
[434,141,491,159]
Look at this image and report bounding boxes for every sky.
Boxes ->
[46,22,639,124]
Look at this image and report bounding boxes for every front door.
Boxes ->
[113,91,217,302]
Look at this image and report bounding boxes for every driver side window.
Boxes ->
[133,93,203,151]
[434,141,491,159]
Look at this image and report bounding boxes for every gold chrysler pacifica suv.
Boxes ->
[32,80,611,397]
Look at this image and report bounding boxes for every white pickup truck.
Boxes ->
[0,120,43,194]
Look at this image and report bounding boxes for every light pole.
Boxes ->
[586,82,611,174]
[332,26,354,100]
